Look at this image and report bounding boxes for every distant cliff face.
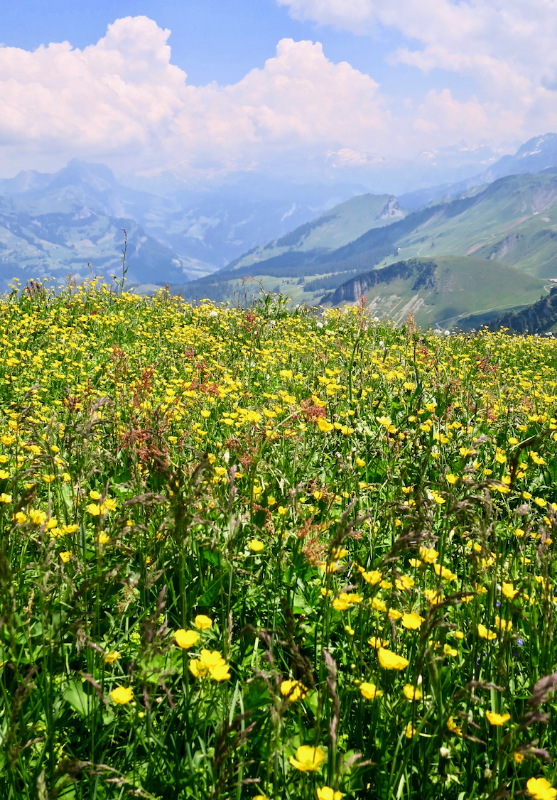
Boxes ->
[321,259,437,305]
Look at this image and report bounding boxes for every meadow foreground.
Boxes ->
[0,284,557,800]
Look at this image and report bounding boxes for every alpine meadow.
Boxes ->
[1,279,557,800]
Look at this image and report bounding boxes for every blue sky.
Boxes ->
[3,0,472,96]
[0,0,555,181]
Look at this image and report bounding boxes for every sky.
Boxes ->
[1,0,556,182]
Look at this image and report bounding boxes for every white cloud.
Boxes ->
[278,0,557,140]
[0,12,554,181]
[0,18,391,177]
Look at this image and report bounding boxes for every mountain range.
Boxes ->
[0,161,368,288]
[2,133,557,330]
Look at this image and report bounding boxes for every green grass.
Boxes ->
[325,256,547,328]
[1,282,557,799]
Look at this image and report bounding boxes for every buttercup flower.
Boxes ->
[485,711,510,726]
[317,787,343,800]
[403,685,422,701]
[110,686,133,705]
[378,648,409,670]
[527,778,557,800]
[360,682,382,700]
[401,612,424,630]
[280,680,308,702]
[175,629,200,649]
[189,649,230,681]
[289,745,325,772]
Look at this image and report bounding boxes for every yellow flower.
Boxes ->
[29,509,47,525]
[361,569,382,584]
[175,629,200,649]
[14,511,27,524]
[403,684,422,701]
[189,659,208,678]
[494,615,512,632]
[368,636,388,649]
[316,419,334,433]
[289,745,325,772]
[98,532,110,545]
[502,582,518,599]
[527,778,557,800]
[485,711,510,726]
[443,644,458,657]
[446,474,458,485]
[248,539,265,552]
[104,651,120,665]
[191,649,231,681]
[59,551,71,563]
[194,615,213,630]
[280,680,308,702]
[62,473,71,482]
[419,546,438,564]
[513,752,524,764]
[378,648,409,670]
[433,563,457,581]
[401,612,424,630]
[0,493,12,503]
[447,716,463,736]
[404,723,417,739]
[355,457,366,467]
[317,787,343,800]
[395,575,415,590]
[360,682,382,700]
[477,624,497,641]
[87,503,102,516]
[62,524,79,534]
[110,686,133,705]
[277,506,288,515]
[89,490,101,500]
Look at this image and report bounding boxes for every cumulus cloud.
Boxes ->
[0,12,553,180]
[0,17,393,177]
[278,0,557,141]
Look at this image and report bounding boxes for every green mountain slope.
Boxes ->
[320,256,546,329]
[392,173,557,277]
[179,171,557,306]
[228,193,406,271]
[459,286,557,335]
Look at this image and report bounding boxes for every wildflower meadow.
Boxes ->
[1,280,557,800]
